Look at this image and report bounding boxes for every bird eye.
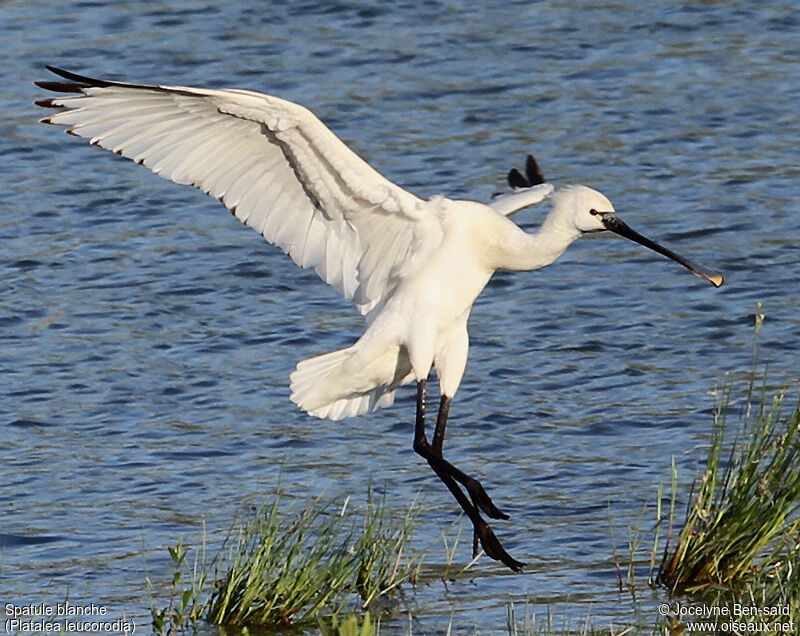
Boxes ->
[589,209,599,216]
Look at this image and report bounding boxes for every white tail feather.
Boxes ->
[289,345,411,420]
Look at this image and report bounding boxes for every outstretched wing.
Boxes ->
[36,66,441,316]
[488,153,553,216]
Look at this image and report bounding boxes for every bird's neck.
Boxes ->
[493,214,582,272]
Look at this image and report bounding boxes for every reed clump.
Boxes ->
[150,489,419,634]
[603,315,800,634]
[657,387,800,596]
[207,490,419,628]
[652,308,800,623]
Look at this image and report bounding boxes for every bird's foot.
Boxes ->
[474,519,525,572]
[425,454,509,519]
[464,476,509,520]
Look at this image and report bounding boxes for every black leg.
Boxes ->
[431,395,449,456]
[430,393,508,556]
[413,380,524,572]
[431,395,508,521]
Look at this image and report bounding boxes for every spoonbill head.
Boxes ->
[548,184,616,233]
[542,184,723,287]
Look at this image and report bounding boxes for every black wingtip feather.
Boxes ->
[45,65,112,87]
[35,80,86,93]
[524,154,545,186]
[35,98,61,108]
[507,153,546,189]
[507,168,529,189]
[38,65,199,98]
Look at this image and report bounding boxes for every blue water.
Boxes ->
[2,1,799,633]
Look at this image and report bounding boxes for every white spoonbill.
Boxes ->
[36,66,723,571]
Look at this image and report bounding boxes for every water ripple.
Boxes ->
[2,1,799,631]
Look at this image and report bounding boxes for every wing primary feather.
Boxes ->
[507,153,546,189]
[44,65,203,98]
[525,154,545,186]
[45,65,113,86]
[35,81,87,93]
[507,167,530,189]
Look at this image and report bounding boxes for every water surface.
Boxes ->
[1,1,799,632]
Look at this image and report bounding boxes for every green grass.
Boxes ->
[657,388,800,595]
[597,315,800,635]
[150,489,420,634]
[318,612,380,636]
[646,383,800,636]
[207,490,419,627]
